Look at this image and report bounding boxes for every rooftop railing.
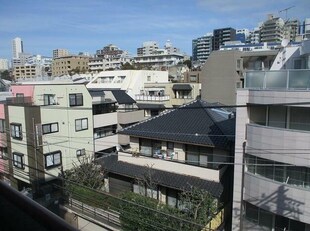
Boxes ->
[245,69,310,90]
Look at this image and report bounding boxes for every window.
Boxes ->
[69,93,83,106]
[44,94,56,105]
[13,152,24,169]
[45,151,61,169]
[76,148,86,157]
[0,147,8,159]
[42,123,59,134]
[94,125,117,139]
[0,119,5,133]
[75,118,88,131]
[10,123,22,140]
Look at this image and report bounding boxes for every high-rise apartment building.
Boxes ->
[12,37,23,59]
[260,15,285,42]
[52,49,69,59]
[192,33,213,64]
[212,27,236,50]
[137,41,159,56]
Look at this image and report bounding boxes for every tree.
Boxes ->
[118,165,217,230]
[0,70,12,81]
[179,185,219,225]
[62,156,104,196]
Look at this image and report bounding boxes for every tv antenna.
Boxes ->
[279,6,295,20]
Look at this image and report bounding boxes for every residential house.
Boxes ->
[99,99,235,229]
[1,84,94,194]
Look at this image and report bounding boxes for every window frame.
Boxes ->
[69,93,83,106]
[75,118,88,131]
[42,122,59,134]
[44,94,56,106]
[76,148,86,157]
[10,123,22,140]
[13,152,24,169]
[0,119,5,133]
[44,151,62,169]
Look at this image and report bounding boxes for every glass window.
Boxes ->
[13,153,24,169]
[249,105,267,126]
[259,209,273,229]
[75,118,88,131]
[10,123,22,140]
[245,202,258,223]
[290,107,310,131]
[76,148,86,157]
[69,93,83,106]
[42,123,59,134]
[268,106,286,128]
[45,151,61,169]
[44,94,56,105]
[140,139,152,156]
[0,119,5,133]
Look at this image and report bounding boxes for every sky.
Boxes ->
[0,0,310,60]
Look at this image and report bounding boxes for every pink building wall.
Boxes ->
[0,104,5,173]
[11,85,35,98]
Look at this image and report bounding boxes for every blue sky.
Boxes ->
[1,0,309,59]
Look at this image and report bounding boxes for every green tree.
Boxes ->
[62,156,104,196]
[179,185,219,225]
[0,70,11,81]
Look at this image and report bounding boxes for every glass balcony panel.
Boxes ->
[288,70,310,89]
[245,72,264,88]
[265,71,287,88]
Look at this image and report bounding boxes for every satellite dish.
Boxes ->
[281,39,289,47]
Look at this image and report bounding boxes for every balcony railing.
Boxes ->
[245,69,310,89]
[6,96,33,105]
[135,94,170,102]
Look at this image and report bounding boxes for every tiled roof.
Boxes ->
[111,90,136,104]
[99,155,223,198]
[119,100,235,149]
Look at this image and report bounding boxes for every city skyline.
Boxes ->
[0,0,310,60]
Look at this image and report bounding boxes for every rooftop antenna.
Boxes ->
[279,6,295,21]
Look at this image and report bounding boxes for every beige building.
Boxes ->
[201,50,277,105]
[13,65,39,79]
[52,55,89,76]
[53,49,69,59]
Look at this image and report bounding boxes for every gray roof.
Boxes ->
[172,84,192,90]
[99,155,223,198]
[120,100,235,149]
[111,90,136,104]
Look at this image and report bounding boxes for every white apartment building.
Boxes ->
[232,40,310,231]
[12,37,23,59]
[137,41,159,56]
[0,59,9,71]
[87,70,169,98]
[192,33,213,64]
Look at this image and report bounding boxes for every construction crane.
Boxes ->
[279,6,295,20]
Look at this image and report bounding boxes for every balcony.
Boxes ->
[135,94,170,102]
[117,110,145,125]
[245,70,310,89]
[118,151,221,182]
[6,96,33,105]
